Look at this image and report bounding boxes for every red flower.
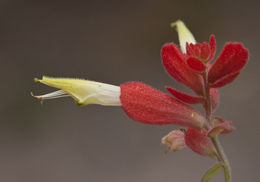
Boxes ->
[161,34,248,111]
[162,34,248,90]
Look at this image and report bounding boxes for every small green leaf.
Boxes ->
[201,163,223,182]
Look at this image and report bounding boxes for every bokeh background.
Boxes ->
[0,0,259,181]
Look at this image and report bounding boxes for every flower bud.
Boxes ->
[161,129,186,151]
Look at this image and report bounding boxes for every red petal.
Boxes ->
[185,128,216,157]
[161,43,204,95]
[166,86,204,104]
[187,57,206,72]
[208,43,248,86]
[207,35,216,62]
[120,82,206,129]
[186,43,194,56]
[200,42,211,60]
[209,71,240,88]
[194,44,201,57]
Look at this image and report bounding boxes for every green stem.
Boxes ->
[203,71,231,182]
[211,137,231,182]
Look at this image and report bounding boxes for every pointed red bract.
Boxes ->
[208,121,235,137]
[200,42,211,60]
[187,57,206,72]
[120,82,206,129]
[208,35,216,62]
[186,42,193,57]
[161,43,204,95]
[208,43,248,87]
[210,71,240,88]
[166,86,204,104]
[212,117,235,135]
[185,128,216,157]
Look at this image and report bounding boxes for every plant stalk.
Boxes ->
[203,71,232,182]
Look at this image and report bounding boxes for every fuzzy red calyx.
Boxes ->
[120,82,206,129]
[185,128,216,157]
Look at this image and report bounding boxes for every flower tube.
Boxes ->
[32,77,206,129]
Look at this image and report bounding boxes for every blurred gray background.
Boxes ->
[0,0,259,181]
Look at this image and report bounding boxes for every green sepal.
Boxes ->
[201,163,223,182]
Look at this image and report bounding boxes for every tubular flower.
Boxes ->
[32,77,206,129]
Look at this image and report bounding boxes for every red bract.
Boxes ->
[165,87,218,111]
[208,43,248,88]
[166,86,204,104]
[187,57,206,72]
[185,128,216,157]
[120,82,206,129]
[161,43,204,95]
[208,121,235,137]
[208,117,235,137]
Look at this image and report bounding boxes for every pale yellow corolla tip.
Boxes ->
[32,76,121,106]
[171,20,196,53]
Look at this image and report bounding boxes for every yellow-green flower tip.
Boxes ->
[170,20,179,29]
[170,20,196,53]
[32,76,121,106]
[34,78,40,82]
